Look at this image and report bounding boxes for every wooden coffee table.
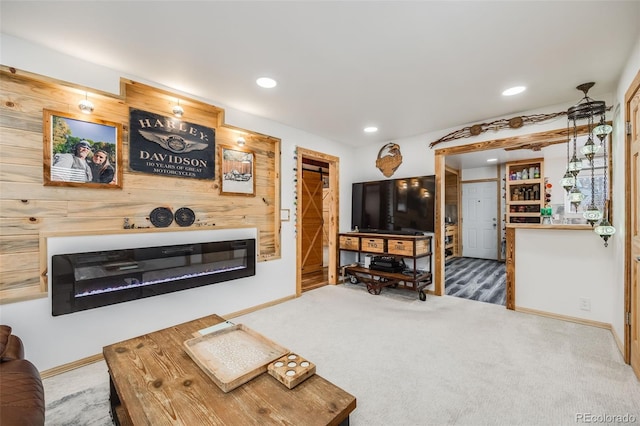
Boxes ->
[103,314,356,425]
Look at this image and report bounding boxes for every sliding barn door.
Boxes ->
[301,170,324,274]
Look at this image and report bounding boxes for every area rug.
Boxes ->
[44,360,112,426]
[43,285,640,426]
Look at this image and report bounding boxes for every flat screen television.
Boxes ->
[351,175,435,234]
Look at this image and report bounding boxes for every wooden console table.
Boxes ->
[339,232,433,300]
[103,314,356,425]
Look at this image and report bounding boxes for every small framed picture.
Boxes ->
[220,146,255,196]
[43,109,123,188]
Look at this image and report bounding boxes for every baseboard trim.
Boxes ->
[611,326,625,357]
[514,306,611,330]
[223,294,297,319]
[39,294,298,379]
[40,353,104,379]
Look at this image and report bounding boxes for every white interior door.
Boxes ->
[462,181,498,259]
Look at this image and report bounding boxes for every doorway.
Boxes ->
[434,126,589,303]
[461,181,499,260]
[296,147,340,296]
[445,177,504,305]
[625,71,639,378]
[300,159,329,291]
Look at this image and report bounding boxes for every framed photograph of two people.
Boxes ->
[43,109,123,189]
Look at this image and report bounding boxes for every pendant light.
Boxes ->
[565,82,613,247]
[582,159,601,226]
[568,118,584,213]
[581,89,601,226]
[560,121,576,193]
[568,186,584,213]
[594,216,616,247]
[593,122,615,246]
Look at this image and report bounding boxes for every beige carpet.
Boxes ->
[44,284,640,425]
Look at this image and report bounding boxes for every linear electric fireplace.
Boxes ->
[51,238,255,316]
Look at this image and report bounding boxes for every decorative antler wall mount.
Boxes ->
[428,111,567,149]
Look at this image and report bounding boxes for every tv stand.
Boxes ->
[339,232,432,301]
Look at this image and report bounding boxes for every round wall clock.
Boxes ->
[149,207,173,228]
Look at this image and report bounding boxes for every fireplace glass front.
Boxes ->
[51,238,255,316]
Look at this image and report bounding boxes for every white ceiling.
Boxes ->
[1,1,639,161]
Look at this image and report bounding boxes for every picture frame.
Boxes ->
[43,109,123,188]
[220,145,255,196]
[128,108,215,180]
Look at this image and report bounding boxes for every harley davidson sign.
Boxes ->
[129,108,215,179]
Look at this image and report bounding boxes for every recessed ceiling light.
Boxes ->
[256,77,277,88]
[364,126,378,133]
[487,158,498,163]
[502,86,526,96]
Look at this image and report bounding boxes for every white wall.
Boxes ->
[461,166,498,181]
[350,134,434,184]
[0,35,357,371]
[515,228,614,323]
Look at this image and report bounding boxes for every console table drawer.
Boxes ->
[362,238,385,253]
[387,239,428,256]
[339,236,360,250]
[388,240,414,256]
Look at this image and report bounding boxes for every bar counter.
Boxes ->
[504,224,614,326]
[506,223,593,230]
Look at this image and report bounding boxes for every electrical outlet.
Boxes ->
[579,297,591,311]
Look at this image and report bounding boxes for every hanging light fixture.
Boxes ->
[567,135,583,177]
[593,125,615,246]
[78,92,94,114]
[568,186,584,213]
[580,137,600,162]
[581,90,601,226]
[594,215,616,247]
[565,83,606,211]
[582,158,601,226]
[560,121,576,193]
[567,116,584,213]
[594,116,613,143]
[565,82,613,246]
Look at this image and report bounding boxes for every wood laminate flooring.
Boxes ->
[301,267,328,292]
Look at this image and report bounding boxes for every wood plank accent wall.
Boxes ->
[0,66,281,304]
